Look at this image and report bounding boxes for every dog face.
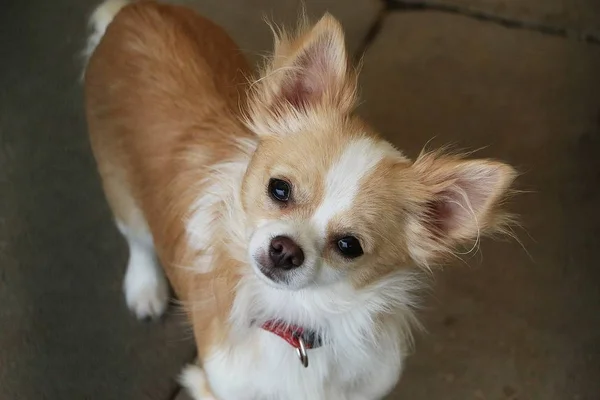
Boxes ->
[242,15,515,290]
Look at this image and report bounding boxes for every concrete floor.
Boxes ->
[1,0,599,399]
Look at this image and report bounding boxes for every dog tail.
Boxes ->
[82,0,130,76]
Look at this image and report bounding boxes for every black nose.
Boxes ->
[269,236,304,270]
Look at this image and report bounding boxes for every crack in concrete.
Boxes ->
[165,350,197,400]
[354,7,388,62]
[355,0,599,60]
[385,0,600,45]
[166,385,184,400]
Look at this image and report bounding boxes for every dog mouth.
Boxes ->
[256,263,280,281]
[252,251,310,289]
[254,258,290,285]
[250,245,316,290]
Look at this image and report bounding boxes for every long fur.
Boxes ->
[83,1,517,399]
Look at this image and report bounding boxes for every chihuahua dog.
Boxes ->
[83,1,516,399]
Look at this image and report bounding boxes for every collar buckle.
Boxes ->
[294,334,309,368]
[261,321,321,369]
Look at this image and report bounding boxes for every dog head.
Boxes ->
[242,15,516,291]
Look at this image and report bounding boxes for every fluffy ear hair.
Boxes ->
[245,14,357,135]
[404,152,517,267]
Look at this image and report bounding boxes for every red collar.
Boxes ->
[261,320,323,350]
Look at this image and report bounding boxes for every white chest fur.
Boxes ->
[199,273,419,400]
[204,326,402,400]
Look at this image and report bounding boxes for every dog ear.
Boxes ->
[404,153,517,266]
[271,14,354,111]
[246,14,357,135]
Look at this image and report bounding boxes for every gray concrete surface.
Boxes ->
[390,0,600,38]
[359,11,600,400]
[1,0,599,399]
[0,1,195,398]
[174,0,381,65]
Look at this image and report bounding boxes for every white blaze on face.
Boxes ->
[312,137,395,238]
[248,136,398,289]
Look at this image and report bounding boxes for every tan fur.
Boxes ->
[244,14,358,137]
[85,1,252,356]
[85,1,516,396]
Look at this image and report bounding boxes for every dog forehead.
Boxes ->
[311,137,396,234]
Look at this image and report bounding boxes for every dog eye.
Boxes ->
[268,178,291,202]
[336,236,363,258]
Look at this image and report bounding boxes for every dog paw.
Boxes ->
[124,264,168,320]
[180,364,216,400]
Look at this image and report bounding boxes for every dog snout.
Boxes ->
[269,236,304,270]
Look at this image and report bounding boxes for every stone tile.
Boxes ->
[391,0,600,38]
[0,1,197,398]
[176,0,381,64]
[358,12,600,400]
[175,388,193,400]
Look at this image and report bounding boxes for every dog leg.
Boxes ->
[180,364,217,400]
[118,221,168,319]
